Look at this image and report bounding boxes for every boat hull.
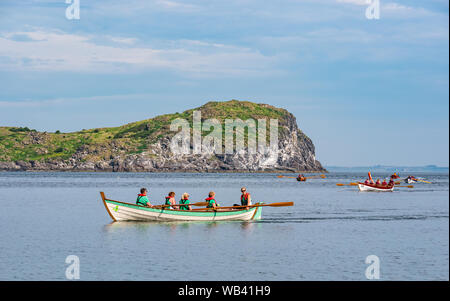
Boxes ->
[358,183,394,192]
[101,195,263,222]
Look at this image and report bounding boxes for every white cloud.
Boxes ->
[337,0,442,19]
[108,36,138,45]
[155,0,201,12]
[381,2,437,18]
[336,0,368,6]
[0,93,155,108]
[0,30,278,76]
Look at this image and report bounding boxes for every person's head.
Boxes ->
[208,191,215,198]
[182,192,189,200]
[140,188,147,194]
[168,191,175,197]
[241,187,247,194]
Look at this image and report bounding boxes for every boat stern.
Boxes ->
[251,202,263,220]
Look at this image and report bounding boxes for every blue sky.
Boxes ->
[0,0,448,166]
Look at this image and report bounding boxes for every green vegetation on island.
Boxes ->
[0,100,306,164]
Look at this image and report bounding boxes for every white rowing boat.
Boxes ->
[358,183,394,192]
[100,192,263,222]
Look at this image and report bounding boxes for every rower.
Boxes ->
[375,179,382,187]
[240,187,252,209]
[164,192,176,209]
[205,191,219,209]
[364,179,370,185]
[388,178,395,187]
[179,193,192,211]
[382,179,388,186]
[136,188,153,207]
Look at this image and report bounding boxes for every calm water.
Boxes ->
[0,172,448,281]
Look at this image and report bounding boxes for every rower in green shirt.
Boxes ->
[179,192,192,210]
[205,191,219,209]
[136,188,153,207]
[164,191,176,209]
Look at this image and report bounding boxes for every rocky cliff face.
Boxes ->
[0,100,325,172]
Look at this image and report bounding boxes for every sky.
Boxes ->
[0,0,448,166]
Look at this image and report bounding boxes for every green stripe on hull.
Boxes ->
[105,199,258,217]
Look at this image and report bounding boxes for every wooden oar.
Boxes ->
[193,202,294,211]
[305,174,326,179]
[336,183,359,186]
[155,202,209,209]
[395,185,414,188]
[277,175,296,179]
[417,179,432,184]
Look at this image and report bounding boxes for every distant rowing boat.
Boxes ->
[405,178,418,184]
[358,183,395,192]
[100,192,263,222]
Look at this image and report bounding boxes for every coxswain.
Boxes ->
[240,187,252,210]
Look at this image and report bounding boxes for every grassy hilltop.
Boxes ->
[0,100,303,164]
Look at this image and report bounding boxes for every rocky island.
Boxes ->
[0,100,325,172]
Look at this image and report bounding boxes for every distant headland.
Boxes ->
[0,100,325,173]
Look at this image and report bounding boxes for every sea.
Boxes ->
[0,171,448,281]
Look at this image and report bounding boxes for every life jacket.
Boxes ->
[136,193,148,206]
[241,193,250,206]
[165,196,173,206]
[205,197,216,208]
[179,199,190,210]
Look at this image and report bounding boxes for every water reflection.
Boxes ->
[240,221,254,231]
[102,220,264,234]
